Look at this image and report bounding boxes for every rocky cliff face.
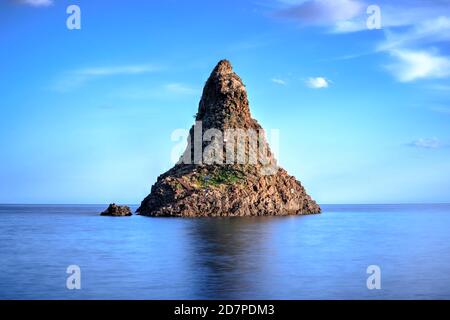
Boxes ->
[137,60,320,217]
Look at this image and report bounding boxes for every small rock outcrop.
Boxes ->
[137,60,320,217]
[101,203,132,216]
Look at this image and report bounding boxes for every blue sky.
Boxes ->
[1,0,450,204]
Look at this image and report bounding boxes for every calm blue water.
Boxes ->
[0,204,449,299]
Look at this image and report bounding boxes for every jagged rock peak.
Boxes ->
[212,59,233,76]
[196,59,252,129]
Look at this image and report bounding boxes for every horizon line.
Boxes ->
[1,203,449,206]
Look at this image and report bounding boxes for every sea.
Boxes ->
[0,204,449,299]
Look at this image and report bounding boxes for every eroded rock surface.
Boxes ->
[137,60,320,217]
[101,203,132,216]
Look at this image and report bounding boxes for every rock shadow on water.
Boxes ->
[183,216,282,299]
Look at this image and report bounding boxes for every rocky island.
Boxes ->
[101,203,132,216]
[137,60,320,217]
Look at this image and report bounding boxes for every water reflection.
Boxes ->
[185,217,277,299]
[2,205,450,299]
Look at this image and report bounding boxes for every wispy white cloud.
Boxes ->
[334,4,450,33]
[332,19,366,33]
[409,137,442,149]
[375,2,450,30]
[374,16,450,82]
[306,76,330,89]
[164,83,197,95]
[19,0,53,7]
[274,1,450,33]
[76,65,158,76]
[276,0,364,27]
[271,78,287,85]
[378,16,450,52]
[385,49,450,82]
[271,1,450,82]
[52,64,160,92]
[111,82,198,100]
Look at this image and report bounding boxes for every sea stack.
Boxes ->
[101,203,132,216]
[137,60,320,217]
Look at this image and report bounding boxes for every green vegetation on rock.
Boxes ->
[196,167,244,188]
